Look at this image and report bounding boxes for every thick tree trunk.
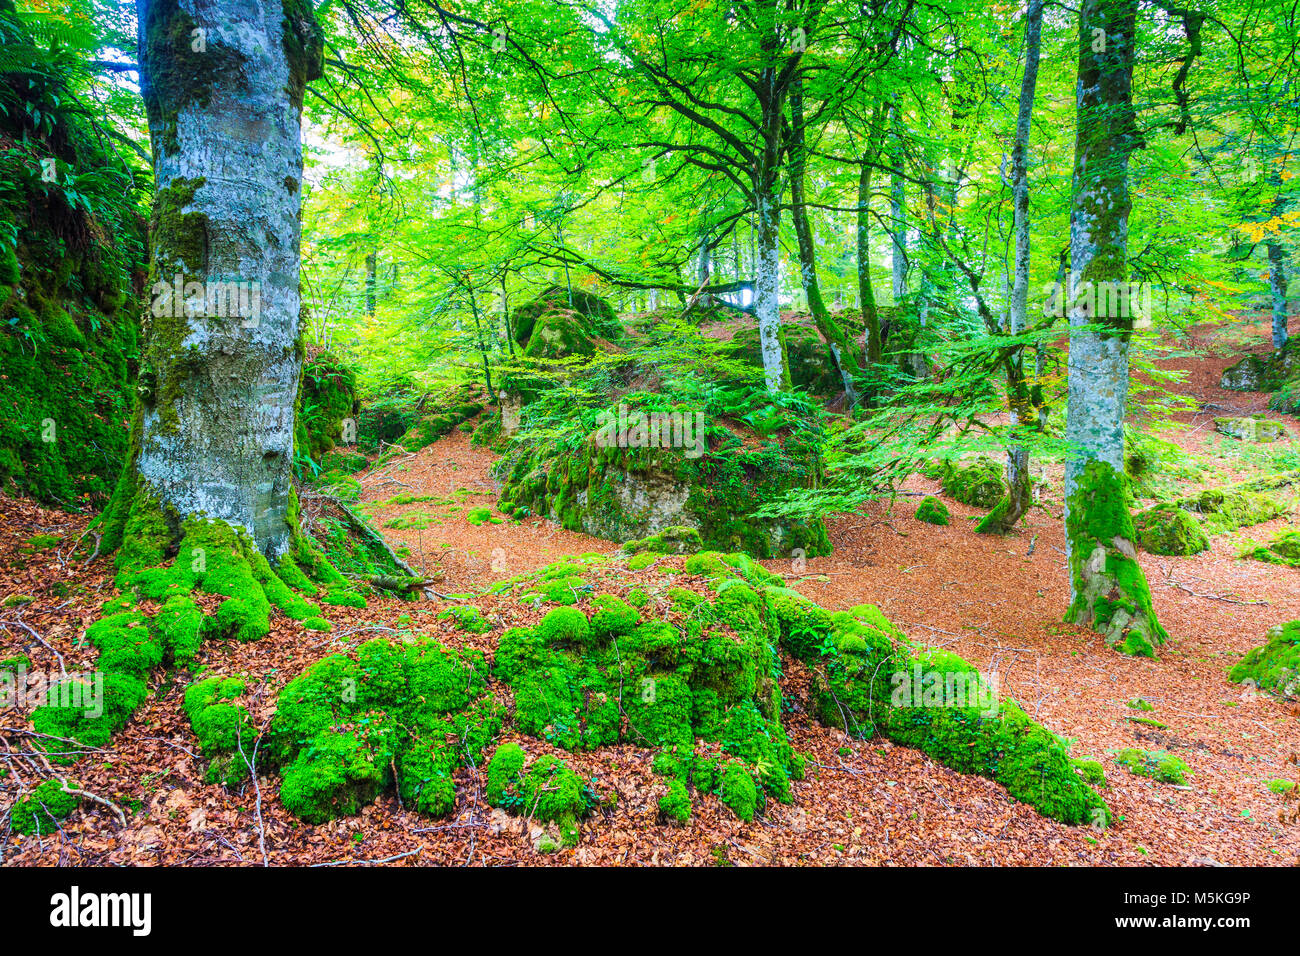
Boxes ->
[1062,0,1166,655]
[103,0,323,562]
[1268,241,1289,349]
[984,0,1044,534]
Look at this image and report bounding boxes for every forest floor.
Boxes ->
[2,315,1298,866]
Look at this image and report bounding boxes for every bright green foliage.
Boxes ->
[940,458,1006,509]
[1133,505,1209,556]
[484,743,596,846]
[1229,620,1300,699]
[10,780,80,836]
[1064,461,1167,657]
[914,496,950,526]
[1115,748,1190,785]
[183,675,252,785]
[267,637,500,823]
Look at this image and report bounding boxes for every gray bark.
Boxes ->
[1002,0,1044,528]
[136,0,322,558]
[1268,241,1289,349]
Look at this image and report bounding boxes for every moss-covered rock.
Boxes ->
[485,744,595,846]
[511,285,624,359]
[621,526,704,555]
[1115,748,1190,785]
[1214,416,1287,443]
[498,404,830,559]
[727,325,840,396]
[914,496,950,526]
[1133,504,1209,556]
[1229,619,1300,699]
[940,458,1006,509]
[395,383,484,452]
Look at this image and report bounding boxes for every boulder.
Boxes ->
[1214,416,1287,442]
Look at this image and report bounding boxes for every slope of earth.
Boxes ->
[1,317,1298,867]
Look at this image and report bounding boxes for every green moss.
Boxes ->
[437,605,491,633]
[622,526,704,555]
[914,496,950,526]
[1064,460,1167,656]
[183,675,252,785]
[466,506,494,526]
[658,777,691,823]
[267,638,499,822]
[940,458,1006,509]
[719,762,759,822]
[485,744,594,846]
[1229,619,1300,699]
[1115,748,1190,785]
[1133,504,1209,556]
[10,780,80,835]
[1266,778,1297,795]
[1072,758,1107,787]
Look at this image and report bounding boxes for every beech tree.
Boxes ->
[1061,0,1166,655]
[101,0,325,567]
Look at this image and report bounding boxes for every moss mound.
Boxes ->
[1115,748,1190,785]
[621,526,704,554]
[1229,619,1300,699]
[1239,530,1300,568]
[259,552,1107,829]
[485,743,596,846]
[939,458,1006,509]
[266,637,502,822]
[10,780,81,836]
[914,496,950,526]
[1133,504,1209,556]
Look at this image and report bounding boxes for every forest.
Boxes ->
[0,0,1296,892]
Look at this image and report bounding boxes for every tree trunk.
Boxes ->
[859,153,882,367]
[982,0,1044,534]
[1268,241,1289,349]
[788,77,859,402]
[754,69,787,393]
[101,0,324,566]
[365,250,377,316]
[889,105,907,305]
[1062,0,1166,655]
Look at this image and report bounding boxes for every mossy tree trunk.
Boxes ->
[102,0,323,562]
[788,76,861,404]
[1062,0,1166,655]
[889,104,907,305]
